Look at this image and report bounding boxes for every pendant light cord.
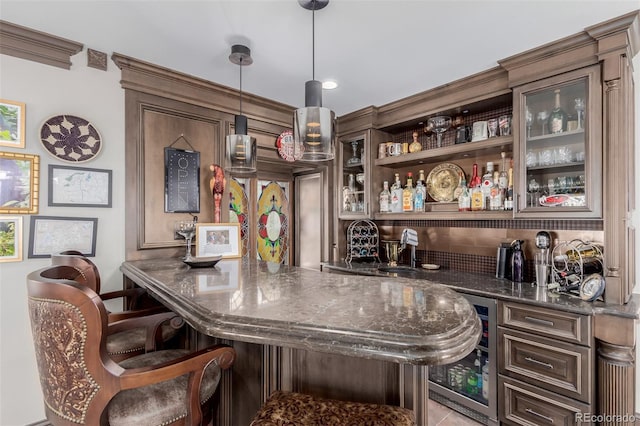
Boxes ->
[312,0,315,81]
[239,57,243,115]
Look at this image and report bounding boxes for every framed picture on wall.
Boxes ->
[0,216,22,262]
[48,164,112,207]
[195,223,241,258]
[0,99,26,148]
[0,151,39,214]
[28,216,98,258]
[164,147,200,213]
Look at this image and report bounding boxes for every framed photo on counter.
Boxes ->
[195,223,241,258]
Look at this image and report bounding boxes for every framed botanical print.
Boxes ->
[0,151,39,214]
[0,216,22,262]
[0,99,25,148]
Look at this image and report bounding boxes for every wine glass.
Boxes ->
[525,107,533,139]
[574,98,585,130]
[175,220,196,261]
[428,116,451,148]
[536,110,549,136]
[347,140,361,165]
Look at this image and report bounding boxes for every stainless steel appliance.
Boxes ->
[428,293,498,425]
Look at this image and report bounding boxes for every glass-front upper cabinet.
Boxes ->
[513,65,602,218]
[338,132,370,218]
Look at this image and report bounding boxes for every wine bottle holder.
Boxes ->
[345,219,380,264]
[551,239,604,287]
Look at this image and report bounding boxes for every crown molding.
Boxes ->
[0,20,83,69]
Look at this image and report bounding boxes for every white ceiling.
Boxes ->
[1,1,639,117]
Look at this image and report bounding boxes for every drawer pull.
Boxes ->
[526,408,554,423]
[524,357,554,369]
[524,316,555,327]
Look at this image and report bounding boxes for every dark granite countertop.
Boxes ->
[121,258,482,366]
[321,261,640,320]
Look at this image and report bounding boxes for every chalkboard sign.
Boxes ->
[164,147,200,213]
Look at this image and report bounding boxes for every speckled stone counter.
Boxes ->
[321,261,640,320]
[120,257,482,365]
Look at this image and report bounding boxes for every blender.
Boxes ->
[535,231,551,287]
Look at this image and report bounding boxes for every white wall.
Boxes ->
[0,52,125,425]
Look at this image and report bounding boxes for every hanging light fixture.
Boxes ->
[225,44,257,173]
[294,0,335,162]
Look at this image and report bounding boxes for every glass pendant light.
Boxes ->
[225,44,257,174]
[294,0,335,162]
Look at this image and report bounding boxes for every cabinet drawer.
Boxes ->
[498,327,592,403]
[499,301,591,345]
[499,375,591,426]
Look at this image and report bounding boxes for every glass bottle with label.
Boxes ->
[481,162,494,209]
[390,173,403,213]
[504,161,514,211]
[379,181,391,213]
[414,170,426,212]
[489,171,503,210]
[402,172,415,212]
[458,175,471,211]
[548,89,568,134]
[470,164,485,211]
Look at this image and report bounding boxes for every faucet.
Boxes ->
[400,228,419,268]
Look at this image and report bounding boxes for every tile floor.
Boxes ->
[428,398,484,426]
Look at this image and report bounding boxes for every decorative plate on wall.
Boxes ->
[40,115,102,162]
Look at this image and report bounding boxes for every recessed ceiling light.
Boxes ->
[322,80,338,90]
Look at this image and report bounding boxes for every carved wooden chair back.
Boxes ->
[27,265,236,425]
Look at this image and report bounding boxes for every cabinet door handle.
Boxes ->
[524,356,554,369]
[524,316,555,327]
[525,408,554,423]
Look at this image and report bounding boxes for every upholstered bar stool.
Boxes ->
[250,390,415,426]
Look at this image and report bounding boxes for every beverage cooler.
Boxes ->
[428,293,498,425]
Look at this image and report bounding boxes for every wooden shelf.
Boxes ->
[374,136,513,168]
[374,210,514,221]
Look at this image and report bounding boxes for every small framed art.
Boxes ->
[0,99,25,148]
[48,164,112,207]
[28,216,98,258]
[0,216,22,262]
[0,151,39,214]
[195,223,241,258]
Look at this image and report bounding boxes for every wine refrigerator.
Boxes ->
[428,293,498,425]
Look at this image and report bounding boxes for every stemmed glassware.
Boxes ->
[347,140,361,165]
[428,116,451,148]
[536,111,549,136]
[525,107,533,139]
[175,219,197,261]
[574,98,585,130]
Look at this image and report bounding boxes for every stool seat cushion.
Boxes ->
[250,390,415,426]
[106,322,180,357]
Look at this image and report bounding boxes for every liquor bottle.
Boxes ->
[481,162,494,208]
[453,172,464,201]
[482,358,489,399]
[474,349,483,395]
[498,152,508,193]
[489,171,503,210]
[548,89,568,134]
[458,176,471,211]
[379,181,391,213]
[402,172,415,212]
[414,170,426,212]
[469,163,481,188]
[390,173,403,213]
[504,160,514,211]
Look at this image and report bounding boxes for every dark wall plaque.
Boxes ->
[164,147,200,213]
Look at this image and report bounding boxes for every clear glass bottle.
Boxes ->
[481,162,494,208]
[498,152,508,192]
[414,170,426,212]
[390,173,403,213]
[379,181,391,213]
[489,171,503,210]
[482,358,489,400]
[453,171,464,201]
[548,89,568,134]
[458,176,471,211]
[402,172,415,212]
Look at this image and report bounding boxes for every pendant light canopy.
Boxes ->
[294,0,335,162]
[225,44,257,174]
